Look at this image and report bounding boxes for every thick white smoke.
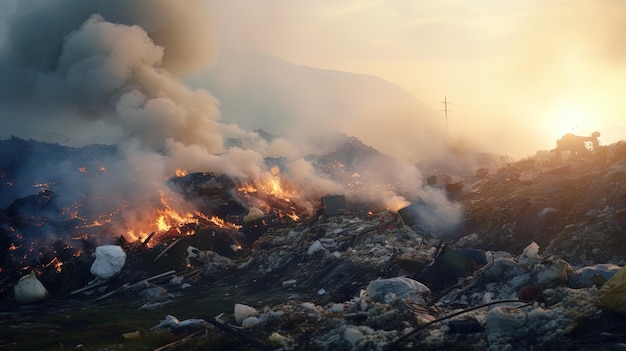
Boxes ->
[0,0,463,239]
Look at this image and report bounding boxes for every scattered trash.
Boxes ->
[2,135,626,350]
[599,265,626,315]
[234,303,258,324]
[14,270,49,304]
[569,264,622,288]
[519,241,540,263]
[244,207,265,223]
[417,245,482,292]
[282,279,297,288]
[307,240,326,255]
[366,276,430,304]
[518,285,544,302]
[138,301,172,311]
[90,245,127,279]
[151,315,209,331]
[121,331,141,340]
[321,195,347,216]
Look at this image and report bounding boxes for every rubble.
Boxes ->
[1,137,626,350]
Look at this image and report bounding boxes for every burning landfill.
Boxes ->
[1,1,626,350]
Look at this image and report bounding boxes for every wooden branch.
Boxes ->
[386,299,530,350]
[153,238,183,263]
[69,278,110,295]
[96,270,176,301]
[142,232,157,248]
[203,315,272,351]
[152,329,204,351]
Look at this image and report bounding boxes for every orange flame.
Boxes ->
[209,215,243,230]
[239,166,299,204]
[175,169,189,177]
[125,190,197,242]
[194,211,242,230]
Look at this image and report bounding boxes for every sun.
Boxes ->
[549,101,593,138]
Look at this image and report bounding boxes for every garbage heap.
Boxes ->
[3,139,626,351]
[144,140,626,350]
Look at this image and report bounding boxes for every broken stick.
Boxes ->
[153,238,183,263]
[70,278,110,295]
[203,315,272,351]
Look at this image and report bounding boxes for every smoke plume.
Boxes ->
[0,0,463,240]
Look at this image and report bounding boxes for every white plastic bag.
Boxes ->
[234,303,258,324]
[90,245,126,279]
[14,270,49,304]
[366,277,430,304]
[520,241,540,261]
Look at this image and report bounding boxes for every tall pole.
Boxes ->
[441,96,451,131]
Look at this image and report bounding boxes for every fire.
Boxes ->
[238,183,257,194]
[124,190,198,242]
[239,166,298,204]
[194,211,242,230]
[175,169,189,177]
[235,167,306,223]
[78,167,87,173]
[208,215,242,230]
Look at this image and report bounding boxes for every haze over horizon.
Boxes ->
[1,0,625,162]
[211,0,626,159]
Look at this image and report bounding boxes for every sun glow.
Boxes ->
[549,101,594,138]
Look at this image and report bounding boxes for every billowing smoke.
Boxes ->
[0,0,462,240]
[0,1,220,152]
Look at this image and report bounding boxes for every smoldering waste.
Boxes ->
[1,138,626,350]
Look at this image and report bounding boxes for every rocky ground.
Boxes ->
[1,138,626,350]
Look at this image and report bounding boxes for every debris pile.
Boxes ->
[0,137,626,350]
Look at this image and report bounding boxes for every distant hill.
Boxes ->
[188,49,446,161]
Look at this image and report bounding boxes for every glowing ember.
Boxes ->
[71,234,89,241]
[44,257,63,273]
[175,169,189,177]
[78,167,87,173]
[9,243,21,251]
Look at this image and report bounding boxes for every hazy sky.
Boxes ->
[212,0,626,158]
[1,0,625,160]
